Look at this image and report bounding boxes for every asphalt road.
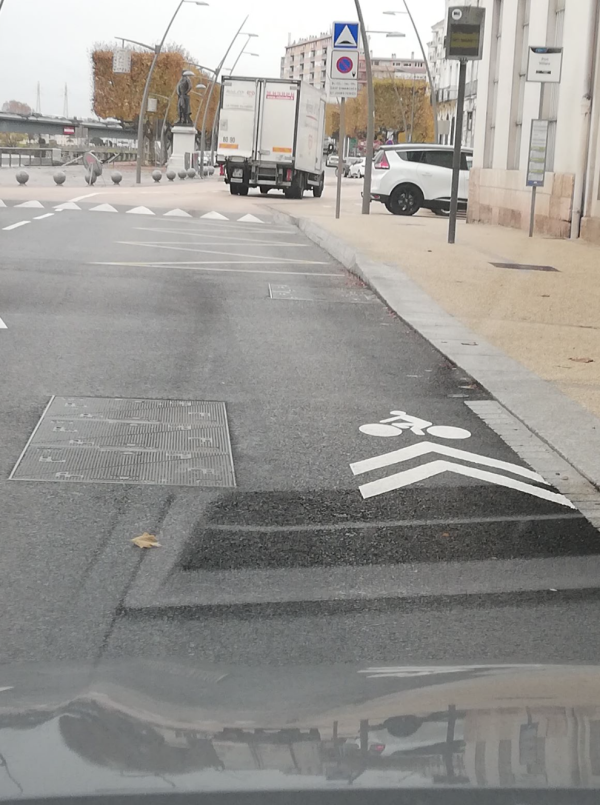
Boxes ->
[1,199,600,666]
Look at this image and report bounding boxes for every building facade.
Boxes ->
[280,33,331,91]
[470,0,600,241]
[429,1,480,148]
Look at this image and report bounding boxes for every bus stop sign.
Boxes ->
[446,6,486,60]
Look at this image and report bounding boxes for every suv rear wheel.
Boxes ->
[388,183,423,216]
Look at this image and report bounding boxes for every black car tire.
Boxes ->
[388,183,423,216]
[382,716,424,737]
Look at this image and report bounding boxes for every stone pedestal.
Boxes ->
[168,125,197,172]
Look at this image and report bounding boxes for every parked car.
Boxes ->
[335,157,361,177]
[349,157,367,178]
[370,143,473,216]
[326,153,339,168]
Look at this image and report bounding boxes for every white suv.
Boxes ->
[370,144,473,216]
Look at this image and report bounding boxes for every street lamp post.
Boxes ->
[133,0,208,184]
[353,0,375,215]
[195,18,255,177]
[384,5,439,143]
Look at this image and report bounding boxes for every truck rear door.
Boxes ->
[217,79,259,161]
[257,82,298,164]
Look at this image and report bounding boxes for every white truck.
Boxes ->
[216,77,326,199]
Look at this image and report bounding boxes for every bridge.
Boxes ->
[0,112,137,141]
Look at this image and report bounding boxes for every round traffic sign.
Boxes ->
[336,55,354,75]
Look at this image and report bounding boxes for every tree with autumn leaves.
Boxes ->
[91,45,220,157]
[326,78,434,146]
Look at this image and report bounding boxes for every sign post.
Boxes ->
[526,47,563,237]
[446,6,486,244]
[329,21,359,220]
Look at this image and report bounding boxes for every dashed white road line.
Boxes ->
[34,213,54,220]
[2,221,30,231]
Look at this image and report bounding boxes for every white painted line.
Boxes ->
[34,213,54,220]
[69,192,100,202]
[0,318,7,329]
[135,225,298,236]
[2,221,30,231]
[136,238,308,247]
[163,208,192,218]
[117,241,327,264]
[90,203,118,213]
[201,211,228,220]
[15,200,44,209]
[0,200,6,208]
[8,395,56,481]
[127,206,155,215]
[54,202,81,211]
[350,441,546,483]
[357,459,576,508]
[91,261,339,276]
[237,214,263,223]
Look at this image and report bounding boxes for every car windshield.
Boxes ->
[1,0,600,800]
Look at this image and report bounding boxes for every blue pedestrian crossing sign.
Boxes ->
[333,21,359,50]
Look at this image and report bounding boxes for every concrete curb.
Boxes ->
[272,209,600,494]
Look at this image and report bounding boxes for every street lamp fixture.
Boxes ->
[383,6,438,142]
[132,0,209,183]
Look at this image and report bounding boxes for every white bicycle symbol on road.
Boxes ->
[359,411,472,440]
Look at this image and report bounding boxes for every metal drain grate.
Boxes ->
[10,396,236,488]
[268,283,375,303]
[490,262,559,272]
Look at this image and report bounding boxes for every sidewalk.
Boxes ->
[272,200,600,495]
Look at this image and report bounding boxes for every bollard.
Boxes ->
[152,170,163,183]
[16,170,29,185]
[53,171,66,185]
[178,169,187,180]
[187,168,196,179]
[166,170,176,181]
[111,171,123,185]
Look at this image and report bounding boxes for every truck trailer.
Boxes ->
[216,77,326,199]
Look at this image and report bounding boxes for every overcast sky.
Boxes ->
[0,0,445,118]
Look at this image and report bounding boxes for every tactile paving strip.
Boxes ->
[10,396,236,488]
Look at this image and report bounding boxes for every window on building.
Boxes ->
[544,0,565,171]
[484,0,503,168]
[507,0,531,170]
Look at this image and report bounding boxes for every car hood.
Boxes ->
[1,661,600,797]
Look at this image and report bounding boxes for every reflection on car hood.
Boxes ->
[1,661,600,797]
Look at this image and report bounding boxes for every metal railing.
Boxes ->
[0,146,137,168]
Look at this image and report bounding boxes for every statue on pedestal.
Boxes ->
[176,70,194,126]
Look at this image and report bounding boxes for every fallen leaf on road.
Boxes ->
[569,357,594,363]
[131,532,161,549]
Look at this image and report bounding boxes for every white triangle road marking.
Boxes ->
[127,206,155,215]
[357,459,576,508]
[0,200,6,208]
[54,202,81,211]
[0,317,7,329]
[237,214,263,223]
[90,203,118,213]
[164,208,192,218]
[15,200,44,208]
[201,211,228,220]
[350,441,546,484]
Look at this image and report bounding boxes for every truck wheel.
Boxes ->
[285,172,305,200]
[388,183,423,216]
[313,174,324,198]
[230,184,239,195]
[239,185,249,196]
[260,187,269,195]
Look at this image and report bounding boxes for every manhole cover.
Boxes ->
[268,283,375,303]
[10,397,236,488]
[490,262,558,272]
